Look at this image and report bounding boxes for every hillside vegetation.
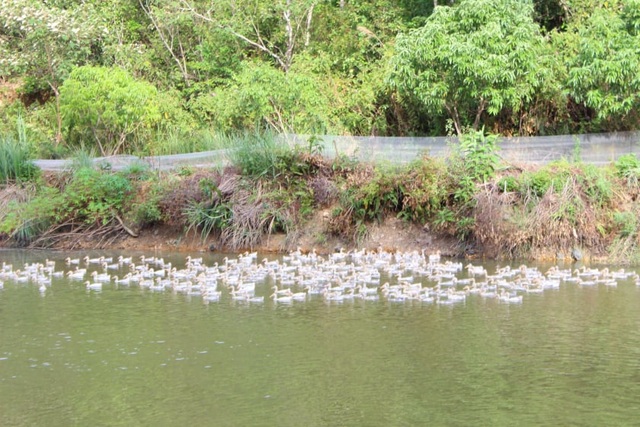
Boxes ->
[2,0,640,158]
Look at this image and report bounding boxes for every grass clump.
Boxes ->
[0,134,39,184]
[225,130,289,178]
[0,187,61,245]
[474,159,624,259]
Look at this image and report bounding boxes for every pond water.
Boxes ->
[1,249,640,426]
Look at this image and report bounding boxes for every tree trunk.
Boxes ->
[472,98,487,130]
[445,104,463,135]
[44,44,63,145]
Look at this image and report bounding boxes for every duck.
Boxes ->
[91,271,111,283]
[428,250,441,264]
[67,270,86,280]
[113,274,132,286]
[271,292,293,303]
[118,255,132,264]
[499,290,523,303]
[85,281,102,291]
[203,289,222,302]
[84,256,103,265]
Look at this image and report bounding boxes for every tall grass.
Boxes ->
[148,129,229,156]
[0,117,39,184]
[225,129,291,178]
[67,146,98,172]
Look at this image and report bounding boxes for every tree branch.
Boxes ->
[473,98,487,130]
[139,0,191,85]
[179,0,289,71]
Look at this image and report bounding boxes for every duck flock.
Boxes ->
[1,249,639,306]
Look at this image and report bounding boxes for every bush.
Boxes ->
[191,60,335,134]
[60,66,179,155]
[0,187,61,244]
[59,168,134,225]
[0,135,40,184]
[226,130,290,178]
[615,153,640,185]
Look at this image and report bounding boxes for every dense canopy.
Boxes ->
[1,0,639,155]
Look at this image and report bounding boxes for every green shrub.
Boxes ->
[615,153,640,185]
[59,168,134,225]
[521,169,553,198]
[497,175,520,192]
[0,121,40,184]
[184,201,233,241]
[226,130,290,178]
[458,130,500,182]
[191,60,334,134]
[60,66,180,155]
[0,187,61,244]
[613,211,637,238]
[397,157,448,222]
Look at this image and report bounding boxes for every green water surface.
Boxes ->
[1,250,639,426]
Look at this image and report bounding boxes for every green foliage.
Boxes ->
[433,208,455,228]
[459,130,500,182]
[0,124,40,184]
[613,211,637,238]
[615,153,640,185]
[389,0,545,133]
[60,66,169,155]
[397,156,449,222]
[518,160,613,207]
[184,201,233,241]
[521,169,553,198]
[59,168,134,225]
[497,175,520,192]
[68,146,98,172]
[226,130,290,178]
[0,0,104,94]
[131,198,163,226]
[564,5,640,126]
[145,128,227,156]
[190,60,335,134]
[226,129,325,182]
[0,186,61,245]
[581,164,613,207]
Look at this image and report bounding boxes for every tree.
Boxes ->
[189,60,333,134]
[0,0,105,143]
[60,66,164,155]
[179,0,317,72]
[388,0,546,135]
[563,2,640,128]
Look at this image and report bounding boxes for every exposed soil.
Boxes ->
[98,209,464,257]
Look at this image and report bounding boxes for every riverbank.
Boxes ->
[80,215,464,258]
[2,133,640,264]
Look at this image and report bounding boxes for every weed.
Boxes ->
[0,133,39,184]
[497,175,520,193]
[184,201,232,241]
[458,129,500,182]
[614,154,640,186]
[122,161,153,180]
[60,168,134,225]
[177,166,195,177]
[68,147,98,172]
[0,186,61,244]
[433,208,455,229]
[613,211,637,238]
[226,129,289,178]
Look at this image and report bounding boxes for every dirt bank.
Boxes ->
[84,212,465,257]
